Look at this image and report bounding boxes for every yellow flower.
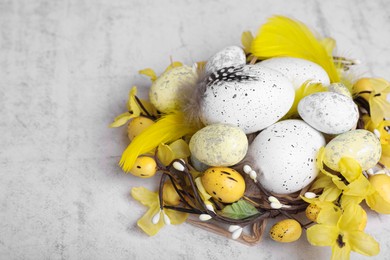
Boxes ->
[110,86,157,128]
[366,174,390,214]
[307,203,379,259]
[131,187,188,236]
[354,78,390,125]
[363,116,390,168]
[302,196,341,223]
[157,139,191,166]
[316,149,374,203]
[139,61,184,82]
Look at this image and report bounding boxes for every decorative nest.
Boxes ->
[111,15,390,260]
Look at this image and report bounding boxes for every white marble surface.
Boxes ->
[1,0,390,259]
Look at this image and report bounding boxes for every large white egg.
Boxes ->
[205,46,246,73]
[189,124,248,166]
[200,65,295,134]
[298,92,359,134]
[256,57,330,89]
[149,66,197,113]
[249,120,325,194]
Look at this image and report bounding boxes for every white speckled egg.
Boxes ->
[298,92,359,135]
[200,65,295,134]
[149,66,197,113]
[249,120,325,194]
[189,124,248,166]
[327,83,352,98]
[324,129,381,171]
[205,46,246,73]
[256,57,330,89]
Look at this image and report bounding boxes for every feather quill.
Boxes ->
[119,112,198,172]
[251,16,340,83]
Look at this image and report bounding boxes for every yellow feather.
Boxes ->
[251,16,340,83]
[119,112,198,172]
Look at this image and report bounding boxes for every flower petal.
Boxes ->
[338,204,365,231]
[317,204,341,226]
[343,175,374,197]
[157,143,175,166]
[331,243,351,260]
[164,208,188,225]
[338,157,362,183]
[319,185,342,202]
[131,187,159,207]
[169,139,191,159]
[137,207,165,236]
[307,224,338,246]
[348,231,380,256]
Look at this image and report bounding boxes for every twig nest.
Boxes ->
[298,92,359,134]
[249,119,325,194]
[189,124,248,166]
[255,57,330,89]
[201,167,245,203]
[323,129,381,171]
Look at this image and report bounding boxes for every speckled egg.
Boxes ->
[256,57,330,89]
[200,65,295,134]
[205,46,246,73]
[323,129,381,171]
[328,83,352,98]
[189,124,248,166]
[249,120,325,194]
[149,65,197,113]
[127,116,155,141]
[201,167,245,203]
[129,156,157,178]
[270,219,302,243]
[298,92,359,135]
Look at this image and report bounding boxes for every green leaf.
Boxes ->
[220,199,259,220]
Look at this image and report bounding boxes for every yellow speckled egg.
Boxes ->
[201,167,245,203]
[328,83,352,98]
[129,156,157,178]
[149,66,197,113]
[305,204,321,222]
[270,219,302,243]
[189,124,248,166]
[323,129,381,171]
[127,116,155,141]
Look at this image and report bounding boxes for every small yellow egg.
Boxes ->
[305,204,321,222]
[163,181,181,206]
[201,167,245,203]
[129,156,157,178]
[270,219,302,243]
[127,116,155,141]
[366,174,390,214]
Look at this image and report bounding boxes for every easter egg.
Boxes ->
[305,204,321,222]
[129,156,157,178]
[249,120,325,194]
[270,219,302,243]
[127,116,155,141]
[201,167,245,203]
[149,65,197,113]
[256,57,330,89]
[323,129,381,171]
[205,46,246,73]
[328,83,352,98]
[200,65,295,134]
[298,92,359,134]
[189,124,248,166]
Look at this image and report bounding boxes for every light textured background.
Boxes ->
[1,0,390,259]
